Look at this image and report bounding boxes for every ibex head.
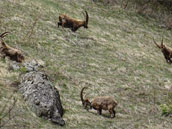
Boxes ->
[160,38,166,49]
[80,87,92,110]
[0,32,10,47]
[153,38,166,50]
[0,32,9,39]
[83,11,89,29]
[153,38,172,64]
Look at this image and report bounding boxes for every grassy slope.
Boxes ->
[0,0,172,128]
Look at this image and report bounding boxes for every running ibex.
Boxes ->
[58,11,89,32]
[80,87,117,118]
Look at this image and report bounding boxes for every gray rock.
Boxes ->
[19,71,65,126]
[23,60,43,72]
[9,60,44,72]
[8,62,21,71]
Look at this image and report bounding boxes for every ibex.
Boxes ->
[153,38,172,64]
[0,32,24,63]
[58,11,89,32]
[80,87,118,118]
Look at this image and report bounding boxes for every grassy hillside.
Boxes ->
[0,0,172,128]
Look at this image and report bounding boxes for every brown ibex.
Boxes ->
[153,38,172,64]
[58,11,89,32]
[0,32,24,63]
[80,87,118,118]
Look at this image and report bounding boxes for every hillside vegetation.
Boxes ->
[0,0,172,129]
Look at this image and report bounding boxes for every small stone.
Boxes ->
[9,63,20,71]
[117,67,127,73]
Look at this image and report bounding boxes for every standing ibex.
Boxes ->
[0,32,24,63]
[153,38,172,64]
[80,87,118,118]
[58,11,89,32]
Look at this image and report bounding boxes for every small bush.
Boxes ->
[160,104,172,116]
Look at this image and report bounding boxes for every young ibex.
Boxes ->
[80,87,118,118]
[153,38,172,64]
[0,32,24,63]
[58,11,89,32]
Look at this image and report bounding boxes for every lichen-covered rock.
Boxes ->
[9,59,44,72]
[19,71,65,126]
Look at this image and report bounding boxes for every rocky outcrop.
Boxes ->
[18,64,65,126]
